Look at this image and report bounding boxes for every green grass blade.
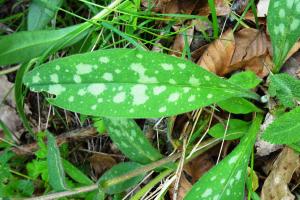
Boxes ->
[23,49,258,118]
[208,0,219,38]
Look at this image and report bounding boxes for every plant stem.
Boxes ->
[23,184,99,200]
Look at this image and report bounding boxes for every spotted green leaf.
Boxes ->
[23,49,258,118]
[103,118,163,164]
[0,24,89,65]
[47,132,67,191]
[262,106,300,144]
[98,162,145,194]
[267,0,300,72]
[28,0,63,30]
[209,119,251,140]
[184,114,263,200]
[269,73,300,108]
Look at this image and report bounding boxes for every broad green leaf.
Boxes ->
[47,132,67,191]
[184,114,263,200]
[218,97,261,114]
[228,71,261,89]
[104,118,163,164]
[28,0,63,30]
[269,73,300,108]
[62,159,93,185]
[98,162,145,194]
[15,180,34,197]
[262,106,300,144]
[267,0,300,72]
[0,23,89,65]
[23,49,258,118]
[209,119,251,140]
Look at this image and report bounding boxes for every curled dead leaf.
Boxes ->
[197,29,235,75]
[261,147,300,200]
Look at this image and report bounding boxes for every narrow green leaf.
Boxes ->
[23,49,258,118]
[103,118,163,164]
[228,71,261,89]
[267,0,300,72]
[269,73,300,108]
[28,0,63,30]
[62,159,93,185]
[209,119,251,140]
[0,24,89,65]
[98,162,145,194]
[184,114,263,200]
[262,107,300,144]
[47,132,67,191]
[218,97,261,114]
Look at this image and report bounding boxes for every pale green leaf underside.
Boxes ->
[218,97,261,114]
[0,24,89,65]
[209,119,250,140]
[267,0,300,71]
[23,49,257,118]
[262,106,300,144]
[47,132,67,192]
[184,115,262,200]
[103,118,163,164]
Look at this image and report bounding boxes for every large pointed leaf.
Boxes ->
[262,107,300,144]
[47,132,67,191]
[23,49,258,118]
[184,114,263,200]
[28,0,63,30]
[0,24,89,65]
[103,118,163,164]
[267,0,300,72]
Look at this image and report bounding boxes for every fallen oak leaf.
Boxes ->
[197,29,235,75]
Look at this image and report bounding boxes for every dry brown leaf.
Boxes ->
[89,154,117,177]
[169,174,192,200]
[197,0,231,16]
[261,147,300,200]
[197,29,235,75]
[143,0,200,15]
[170,22,194,57]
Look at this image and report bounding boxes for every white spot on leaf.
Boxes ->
[201,188,212,198]
[290,19,300,31]
[113,92,126,103]
[32,73,41,83]
[168,92,180,102]
[161,63,173,70]
[189,75,200,86]
[159,106,167,113]
[55,65,60,70]
[91,105,97,110]
[48,84,66,95]
[102,72,113,81]
[68,96,74,102]
[131,84,149,105]
[78,89,86,96]
[207,94,213,99]
[87,84,106,96]
[279,9,285,18]
[99,56,109,63]
[73,75,81,83]
[177,63,186,69]
[153,86,166,95]
[50,74,59,83]
[76,63,93,74]
[130,63,158,83]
